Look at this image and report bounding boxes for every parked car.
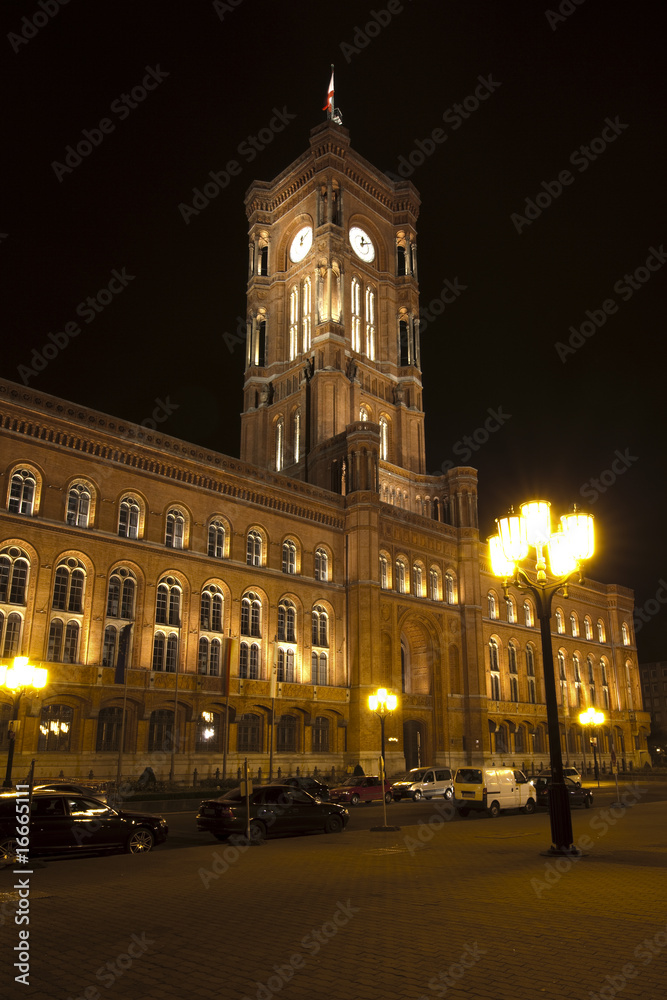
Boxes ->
[280,775,330,800]
[329,776,393,805]
[534,775,593,809]
[0,791,168,861]
[196,784,348,841]
[537,767,582,786]
[33,781,109,804]
[454,767,537,817]
[391,767,454,801]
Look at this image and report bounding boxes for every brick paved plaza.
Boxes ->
[1,788,666,1000]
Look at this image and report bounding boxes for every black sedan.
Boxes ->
[196,784,348,841]
[280,775,330,800]
[0,791,168,861]
[533,775,593,810]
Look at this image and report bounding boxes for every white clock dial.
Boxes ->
[290,225,313,263]
[349,226,375,262]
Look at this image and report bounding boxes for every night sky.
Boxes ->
[2,1,665,660]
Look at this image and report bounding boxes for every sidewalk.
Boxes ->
[2,791,666,999]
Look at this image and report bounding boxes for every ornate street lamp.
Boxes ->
[1,657,48,788]
[489,501,595,855]
[579,707,605,787]
[368,688,398,831]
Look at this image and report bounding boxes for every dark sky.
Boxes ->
[2,1,665,660]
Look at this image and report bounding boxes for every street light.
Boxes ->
[1,656,48,788]
[579,707,605,787]
[489,501,595,856]
[368,687,398,832]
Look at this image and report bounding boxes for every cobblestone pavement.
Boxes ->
[2,790,666,1000]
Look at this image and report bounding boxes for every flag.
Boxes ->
[269,636,278,699]
[322,70,334,112]
[222,637,236,697]
[114,624,132,684]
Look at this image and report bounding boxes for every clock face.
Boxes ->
[290,226,313,263]
[349,226,375,262]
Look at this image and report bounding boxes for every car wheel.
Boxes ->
[1,838,18,863]
[324,814,343,834]
[412,790,423,801]
[444,788,453,800]
[524,799,536,815]
[248,820,266,842]
[487,801,501,818]
[384,791,393,804]
[350,794,361,805]
[127,827,155,854]
[458,807,470,817]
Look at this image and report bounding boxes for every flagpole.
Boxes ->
[169,649,180,785]
[268,636,278,782]
[114,624,132,801]
[221,632,233,780]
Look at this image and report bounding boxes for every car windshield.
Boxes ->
[340,777,364,786]
[456,768,483,784]
[396,769,428,782]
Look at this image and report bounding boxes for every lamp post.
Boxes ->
[368,687,398,831]
[489,501,594,856]
[1,657,48,789]
[579,707,604,787]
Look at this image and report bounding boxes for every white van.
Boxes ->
[391,766,454,801]
[454,767,536,817]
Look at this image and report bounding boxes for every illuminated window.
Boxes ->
[312,605,328,647]
[395,558,407,594]
[165,508,185,549]
[555,608,564,634]
[195,710,223,752]
[66,483,91,528]
[506,596,516,623]
[622,622,630,646]
[524,601,534,627]
[289,285,299,361]
[570,612,579,637]
[118,496,140,539]
[365,286,376,359]
[584,616,593,640]
[8,469,36,515]
[278,600,297,643]
[38,704,72,752]
[487,592,498,619]
[246,530,262,567]
[315,548,328,582]
[282,540,297,575]
[412,563,424,598]
[302,279,311,352]
[106,569,136,620]
[351,278,361,352]
[379,417,388,461]
[379,554,389,590]
[208,520,226,559]
[597,619,606,643]
[311,652,328,686]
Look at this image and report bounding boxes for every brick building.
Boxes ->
[0,121,649,784]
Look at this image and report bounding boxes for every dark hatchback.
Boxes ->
[196,784,348,841]
[0,791,168,861]
[533,775,594,810]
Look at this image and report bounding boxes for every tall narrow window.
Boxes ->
[351,278,361,352]
[312,606,328,647]
[526,646,536,704]
[282,540,296,574]
[397,244,407,277]
[289,286,299,361]
[584,616,593,640]
[399,318,410,366]
[365,286,375,359]
[246,531,262,567]
[208,520,226,559]
[621,623,630,646]
[165,509,185,549]
[588,656,596,705]
[487,592,498,619]
[489,640,500,700]
[66,484,91,527]
[119,497,140,539]
[412,564,423,598]
[395,559,407,594]
[524,601,534,627]
[379,417,388,461]
[509,642,519,702]
[555,609,564,634]
[0,548,29,607]
[294,409,301,464]
[379,554,388,590]
[573,654,582,707]
[570,612,579,637]
[444,573,454,604]
[302,278,311,352]
[315,548,328,582]
[8,470,36,515]
[312,715,329,751]
[430,569,440,602]
[275,417,284,472]
[278,600,297,643]
[241,594,262,638]
[52,560,86,613]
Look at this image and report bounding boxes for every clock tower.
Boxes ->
[240,120,425,496]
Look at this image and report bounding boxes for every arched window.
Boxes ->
[276,715,298,753]
[365,286,376,359]
[289,285,299,361]
[584,616,593,640]
[148,709,174,752]
[239,642,260,679]
[196,710,223,752]
[294,408,301,464]
[315,547,329,582]
[156,577,181,627]
[573,654,583,707]
[379,554,389,590]
[38,704,72,751]
[526,645,536,704]
[312,716,329,752]
[8,469,36,515]
[558,650,567,705]
[509,642,519,702]
[106,569,136,620]
[47,619,63,661]
[118,496,140,539]
[379,416,388,461]
[102,625,117,667]
[241,593,262,638]
[412,563,424,598]
[311,651,328,686]
[430,568,441,602]
[570,611,579,637]
[246,530,262,567]
[489,640,500,700]
[66,483,91,528]
[302,278,311,353]
[208,520,226,559]
[524,601,534,627]
[0,547,29,607]
[198,637,221,677]
[597,619,606,643]
[96,706,124,752]
[282,540,297,574]
[395,558,407,594]
[587,655,596,705]
[621,622,630,646]
[0,612,21,657]
[52,559,85,613]
[277,647,295,683]
[275,417,284,472]
[444,572,455,604]
[601,659,610,709]
[237,712,262,752]
[487,592,498,619]
[351,278,361,352]
[397,243,407,277]
[200,585,224,633]
[152,632,179,672]
[165,508,185,549]
[312,605,328,647]
[555,608,564,634]
[62,621,79,663]
[506,596,517,624]
[278,600,296,643]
